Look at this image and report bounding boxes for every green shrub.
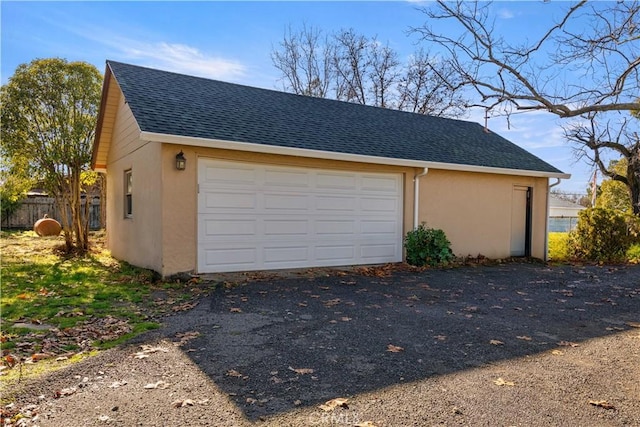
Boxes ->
[405,223,454,267]
[548,232,570,261]
[626,243,640,263]
[567,208,631,262]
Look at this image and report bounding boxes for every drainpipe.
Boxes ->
[545,178,562,261]
[413,168,429,229]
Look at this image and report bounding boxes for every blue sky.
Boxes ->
[1,1,595,193]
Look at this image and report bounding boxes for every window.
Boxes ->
[125,170,133,218]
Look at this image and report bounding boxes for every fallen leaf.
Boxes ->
[144,380,169,390]
[551,350,564,355]
[323,298,341,307]
[558,341,580,347]
[4,355,17,368]
[489,340,504,346]
[386,344,404,353]
[294,399,302,406]
[589,400,616,410]
[108,380,128,388]
[229,307,242,313]
[354,422,378,427]
[31,353,51,362]
[133,353,149,359]
[493,377,515,386]
[340,317,352,322]
[54,387,77,398]
[226,369,248,379]
[516,336,532,341]
[289,366,314,375]
[172,399,194,408]
[434,335,447,341]
[626,321,640,328]
[172,302,198,312]
[319,397,349,411]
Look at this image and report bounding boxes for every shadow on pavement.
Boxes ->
[161,262,640,421]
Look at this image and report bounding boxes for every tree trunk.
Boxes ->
[56,187,74,252]
[70,167,88,253]
[628,157,640,217]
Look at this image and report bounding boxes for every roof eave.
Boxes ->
[140,131,571,179]
[91,63,114,172]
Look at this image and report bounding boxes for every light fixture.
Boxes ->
[175,150,186,170]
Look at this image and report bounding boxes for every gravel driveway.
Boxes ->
[5,262,640,426]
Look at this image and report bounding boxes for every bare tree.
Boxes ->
[569,114,640,214]
[368,40,400,109]
[271,25,467,118]
[332,29,371,105]
[397,48,465,117]
[271,24,333,97]
[414,0,640,214]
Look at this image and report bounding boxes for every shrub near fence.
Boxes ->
[1,196,102,230]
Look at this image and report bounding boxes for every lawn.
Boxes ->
[1,231,207,385]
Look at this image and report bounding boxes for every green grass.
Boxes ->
[548,232,570,261]
[1,232,156,329]
[0,230,205,369]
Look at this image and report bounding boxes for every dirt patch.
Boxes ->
[3,263,639,426]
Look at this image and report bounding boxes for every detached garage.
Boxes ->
[92,61,569,277]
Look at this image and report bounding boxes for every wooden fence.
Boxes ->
[1,196,102,230]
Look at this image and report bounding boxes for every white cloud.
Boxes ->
[49,19,247,81]
[119,41,246,80]
[497,8,515,19]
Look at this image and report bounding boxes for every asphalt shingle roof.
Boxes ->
[107,60,564,174]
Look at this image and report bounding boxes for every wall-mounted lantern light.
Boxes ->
[175,151,186,171]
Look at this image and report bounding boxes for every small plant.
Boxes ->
[404,223,454,267]
[567,208,631,262]
[548,232,570,261]
[626,243,640,263]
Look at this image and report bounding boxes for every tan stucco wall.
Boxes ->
[417,169,549,259]
[105,98,163,272]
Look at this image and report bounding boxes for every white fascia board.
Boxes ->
[140,131,571,179]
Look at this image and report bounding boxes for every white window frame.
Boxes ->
[124,169,133,218]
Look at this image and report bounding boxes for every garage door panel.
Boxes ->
[198,159,402,273]
[315,195,357,212]
[361,220,397,235]
[264,219,309,236]
[264,193,309,210]
[201,191,257,211]
[203,247,257,268]
[265,169,309,187]
[264,246,309,263]
[203,218,257,237]
[315,219,357,235]
[204,164,257,184]
[362,175,399,192]
[315,245,356,261]
[316,172,358,190]
[360,197,399,212]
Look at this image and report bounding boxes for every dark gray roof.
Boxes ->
[106,60,564,174]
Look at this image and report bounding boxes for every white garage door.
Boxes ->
[197,159,403,273]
